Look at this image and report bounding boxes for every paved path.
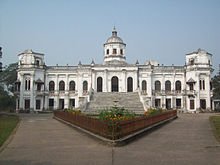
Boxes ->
[0,113,220,165]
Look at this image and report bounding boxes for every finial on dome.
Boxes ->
[112,26,117,37]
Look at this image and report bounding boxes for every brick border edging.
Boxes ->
[53,115,178,146]
[0,115,21,153]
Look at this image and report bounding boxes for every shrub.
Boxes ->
[99,106,135,122]
[63,108,82,115]
[144,107,167,115]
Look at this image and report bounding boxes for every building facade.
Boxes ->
[15,28,213,113]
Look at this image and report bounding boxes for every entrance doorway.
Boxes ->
[166,99,171,110]
[155,99,161,108]
[25,99,30,110]
[49,99,54,110]
[36,100,41,110]
[200,99,206,109]
[97,77,103,92]
[111,76,119,92]
[190,100,195,110]
[59,99,64,109]
[127,77,133,92]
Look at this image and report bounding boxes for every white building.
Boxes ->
[15,28,213,113]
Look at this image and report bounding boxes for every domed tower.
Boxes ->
[104,27,126,62]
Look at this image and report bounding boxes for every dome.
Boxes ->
[105,27,125,44]
[106,36,123,43]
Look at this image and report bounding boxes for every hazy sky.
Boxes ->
[0,0,219,75]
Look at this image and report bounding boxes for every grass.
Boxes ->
[0,115,19,147]
[210,115,220,143]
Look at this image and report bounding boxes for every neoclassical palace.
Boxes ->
[15,28,213,113]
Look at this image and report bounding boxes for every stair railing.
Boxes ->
[81,87,94,112]
[137,87,147,111]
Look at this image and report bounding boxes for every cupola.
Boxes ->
[104,27,126,62]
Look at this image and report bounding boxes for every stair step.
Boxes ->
[85,92,144,114]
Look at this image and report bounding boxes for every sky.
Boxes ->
[0,0,220,75]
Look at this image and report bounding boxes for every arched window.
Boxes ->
[25,78,31,90]
[175,81,181,91]
[142,80,147,91]
[111,76,119,92]
[203,80,205,90]
[59,81,65,91]
[49,81,55,91]
[155,81,161,91]
[69,81,75,91]
[127,77,133,92]
[199,80,202,90]
[106,49,109,55]
[83,81,88,92]
[190,59,194,65]
[165,80,171,91]
[200,79,205,90]
[97,77,103,92]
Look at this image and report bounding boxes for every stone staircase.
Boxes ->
[84,92,144,114]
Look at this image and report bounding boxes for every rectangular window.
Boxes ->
[37,84,41,91]
[189,84,194,90]
[120,49,123,55]
[36,100,41,110]
[190,100,194,110]
[106,49,109,54]
[113,49,117,54]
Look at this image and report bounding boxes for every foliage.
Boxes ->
[99,106,135,122]
[63,108,82,115]
[210,116,220,143]
[0,63,17,111]
[0,115,19,147]
[144,107,167,115]
[0,95,16,111]
[212,75,220,99]
[0,62,18,92]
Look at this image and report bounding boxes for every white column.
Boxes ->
[206,74,211,110]
[92,70,96,91]
[196,73,200,111]
[66,74,69,91]
[162,74,166,109]
[64,97,69,109]
[134,70,138,91]
[30,74,35,112]
[149,73,152,107]
[104,69,108,92]
[19,74,24,110]
[123,70,126,92]
[55,74,59,109]
[78,73,83,97]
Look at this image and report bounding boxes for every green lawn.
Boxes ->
[0,115,19,147]
[210,115,220,143]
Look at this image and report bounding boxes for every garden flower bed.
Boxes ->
[54,107,177,141]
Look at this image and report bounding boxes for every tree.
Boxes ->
[0,62,17,111]
[212,75,220,99]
